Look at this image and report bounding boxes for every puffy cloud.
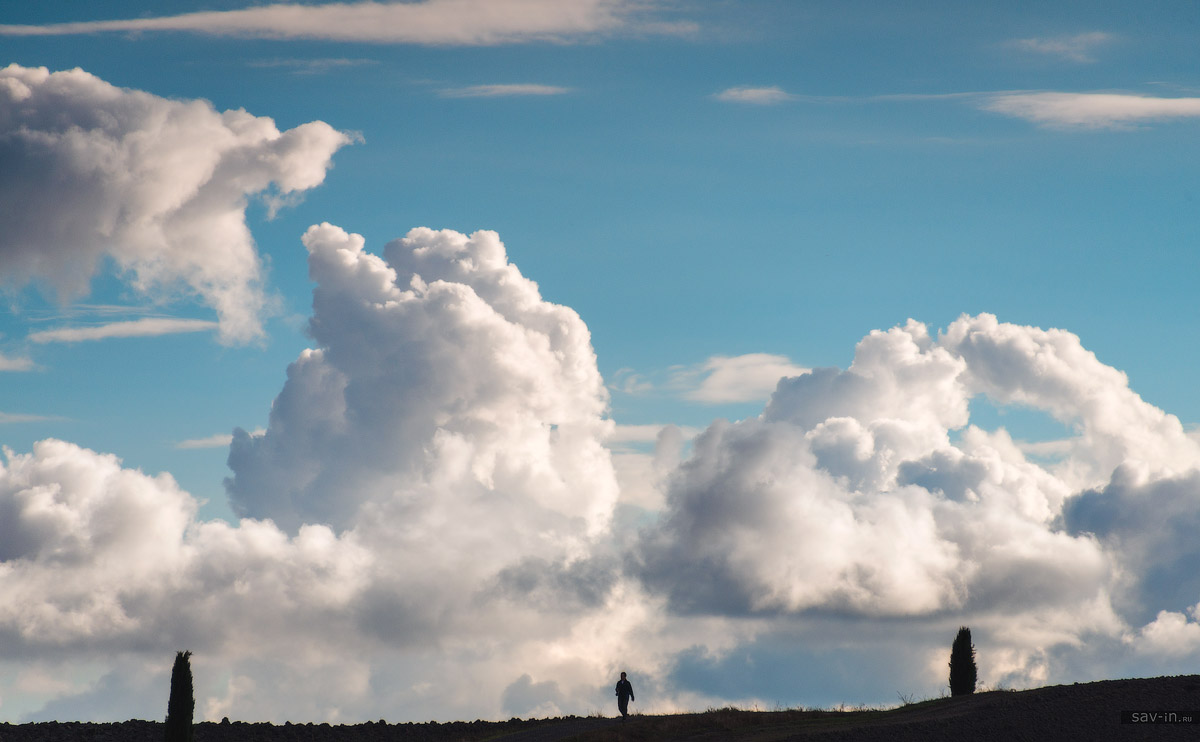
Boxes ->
[226,223,619,535]
[213,222,654,718]
[6,251,1200,721]
[940,313,1199,483]
[713,86,794,105]
[0,440,190,563]
[982,92,1200,129]
[636,314,1199,691]
[763,319,967,434]
[0,222,638,722]
[1133,606,1200,656]
[0,65,352,343]
[0,439,375,660]
[0,0,695,45]
[1064,468,1200,624]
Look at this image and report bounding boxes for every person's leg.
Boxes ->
[618,697,628,717]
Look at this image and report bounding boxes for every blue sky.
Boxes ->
[2,0,1200,725]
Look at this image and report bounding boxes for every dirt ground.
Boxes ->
[2,675,1199,741]
[571,675,1200,741]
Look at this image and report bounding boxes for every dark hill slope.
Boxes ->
[2,675,1199,742]
[572,674,1200,741]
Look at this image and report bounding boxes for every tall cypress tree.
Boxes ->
[948,627,977,697]
[165,651,194,742]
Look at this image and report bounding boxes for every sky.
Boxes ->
[1,0,1200,725]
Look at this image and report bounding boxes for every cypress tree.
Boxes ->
[165,651,194,742]
[948,626,977,696]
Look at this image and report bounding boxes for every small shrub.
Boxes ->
[948,627,977,697]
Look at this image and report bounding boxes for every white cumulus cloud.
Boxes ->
[636,314,1200,691]
[0,65,352,343]
[225,222,619,535]
[5,247,1200,720]
[0,224,691,723]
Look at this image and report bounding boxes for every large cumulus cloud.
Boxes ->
[0,222,641,722]
[220,224,634,718]
[225,222,619,537]
[636,314,1200,691]
[4,227,1200,720]
[0,439,370,662]
[0,64,351,342]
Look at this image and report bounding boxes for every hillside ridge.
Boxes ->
[3,675,1199,741]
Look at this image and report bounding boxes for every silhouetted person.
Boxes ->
[615,671,635,718]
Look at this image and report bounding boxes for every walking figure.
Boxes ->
[615,671,635,718]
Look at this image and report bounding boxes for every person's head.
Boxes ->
[620,672,626,679]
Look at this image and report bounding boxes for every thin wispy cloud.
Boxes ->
[248,58,378,75]
[0,411,59,423]
[0,353,35,372]
[608,368,652,395]
[439,83,572,98]
[610,353,809,403]
[29,318,219,344]
[761,86,1200,130]
[1008,31,1114,63]
[1017,437,1076,458]
[983,92,1200,128]
[608,423,701,445]
[176,433,234,450]
[0,0,693,45]
[672,353,810,403]
[23,304,160,321]
[177,429,264,449]
[714,86,794,105]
